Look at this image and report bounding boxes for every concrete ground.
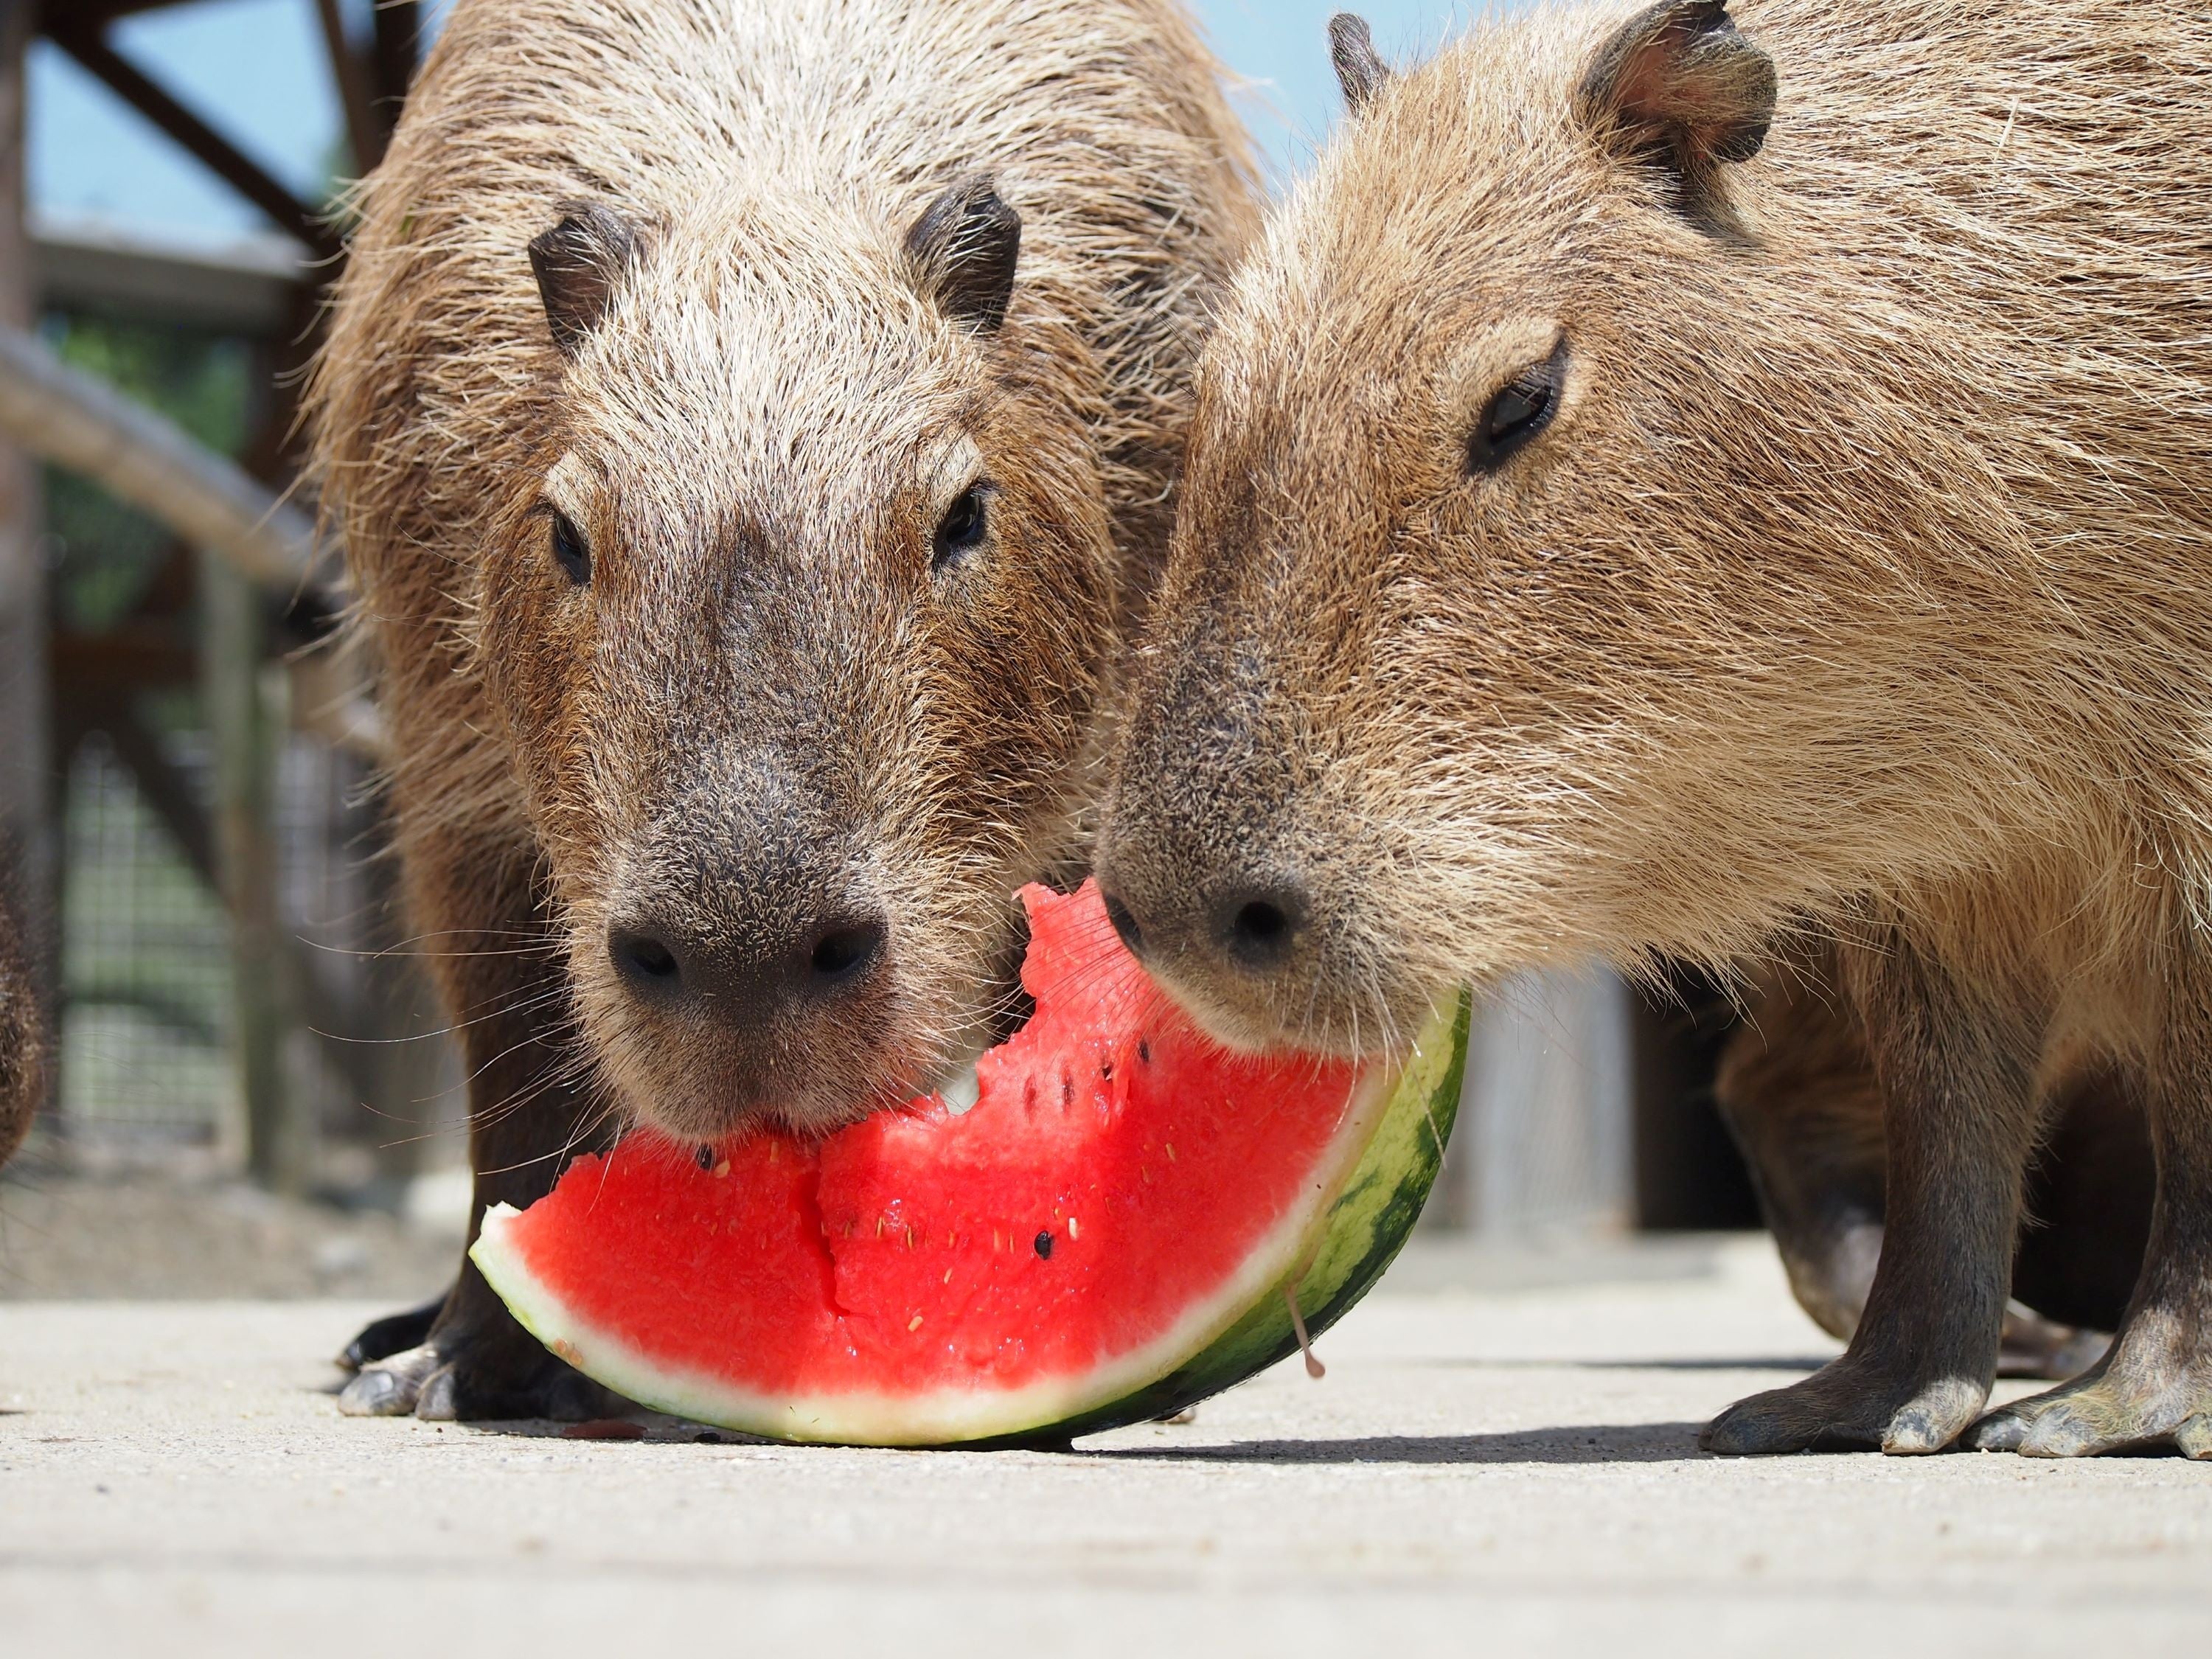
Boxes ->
[2,1237,2208,1658]
[0,1159,460,1301]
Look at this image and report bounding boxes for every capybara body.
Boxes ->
[0,866,41,1172]
[1099,0,2212,1455]
[311,0,1256,1417]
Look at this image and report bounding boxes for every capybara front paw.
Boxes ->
[1701,1361,1986,1455]
[1966,1358,2212,1458]
[336,1332,626,1423]
[335,1293,448,1374]
[337,1341,446,1417]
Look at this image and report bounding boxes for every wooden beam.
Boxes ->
[47,23,343,264]
[52,627,197,689]
[313,0,386,177]
[368,1,423,118]
[35,216,309,336]
[0,322,322,588]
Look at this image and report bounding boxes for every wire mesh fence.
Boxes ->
[60,729,227,1143]
[55,719,408,1160]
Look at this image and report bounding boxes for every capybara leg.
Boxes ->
[1969,975,2212,1458]
[1703,934,2040,1455]
[340,1264,626,1422]
[1996,1307,2110,1383]
[1716,967,2108,1381]
[336,1292,447,1373]
[1711,961,1888,1343]
[338,838,620,1420]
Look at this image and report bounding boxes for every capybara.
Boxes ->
[1714,953,2152,1378]
[1097,1,2212,1456]
[0,860,41,1172]
[310,0,1257,1419]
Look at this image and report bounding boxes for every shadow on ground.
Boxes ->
[1079,1421,1710,1466]
[389,1411,1712,1464]
[1402,1356,1829,1374]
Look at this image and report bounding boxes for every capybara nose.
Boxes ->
[1097,864,1307,978]
[1213,882,1307,974]
[608,924,685,1001]
[803,915,886,986]
[1099,885,1149,960]
[606,907,888,1024]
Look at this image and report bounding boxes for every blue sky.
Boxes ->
[28,0,1484,246]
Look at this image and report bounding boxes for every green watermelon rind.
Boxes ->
[473,992,1467,1447]
[1032,987,1469,1444]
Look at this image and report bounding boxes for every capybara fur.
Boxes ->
[1713,955,2152,1377]
[1098,0,2212,1456]
[0,863,42,1172]
[310,0,1256,1418]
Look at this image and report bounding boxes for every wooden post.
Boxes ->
[1461,969,1636,1240]
[199,551,305,1193]
[349,759,445,1194]
[0,0,53,1113]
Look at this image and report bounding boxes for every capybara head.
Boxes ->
[1101,1,2009,1054]
[483,180,1120,1138]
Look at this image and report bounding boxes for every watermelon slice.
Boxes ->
[472,880,1466,1446]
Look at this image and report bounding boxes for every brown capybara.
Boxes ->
[0,860,42,1172]
[1713,953,2152,1379]
[1096,0,2212,1457]
[309,0,1257,1419]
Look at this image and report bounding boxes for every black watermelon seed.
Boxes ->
[1101,1060,1113,1082]
[695,1144,715,1172]
[1138,1040,1152,1064]
[1034,1231,1054,1259]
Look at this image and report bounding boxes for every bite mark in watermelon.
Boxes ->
[472,880,1466,1445]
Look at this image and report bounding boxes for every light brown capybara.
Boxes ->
[309,0,1257,1419]
[0,860,41,1173]
[1097,1,2212,1456]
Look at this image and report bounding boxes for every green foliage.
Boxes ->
[40,313,254,634]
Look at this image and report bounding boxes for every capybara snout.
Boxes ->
[592,792,901,1138]
[1098,637,1425,1056]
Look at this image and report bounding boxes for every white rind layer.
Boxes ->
[471,1060,1403,1446]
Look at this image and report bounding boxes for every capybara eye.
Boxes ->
[1467,341,1569,475]
[549,509,592,586]
[932,485,990,572]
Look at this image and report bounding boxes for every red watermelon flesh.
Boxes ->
[473,880,1410,1444]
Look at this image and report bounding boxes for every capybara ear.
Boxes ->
[528,202,644,356]
[1575,0,1777,184]
[904,175,1022,334]
[1327,14,1393,113]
